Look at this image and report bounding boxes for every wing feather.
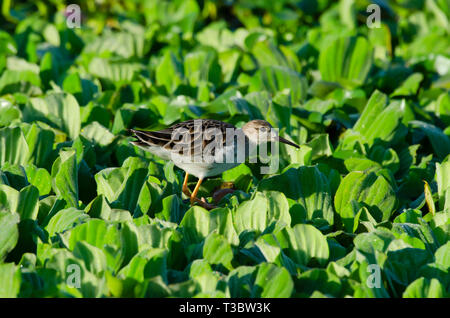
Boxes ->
[129,119,238,157]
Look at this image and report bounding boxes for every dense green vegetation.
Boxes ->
[0,0,449,298]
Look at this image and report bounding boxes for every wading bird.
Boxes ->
[129,119,299,209]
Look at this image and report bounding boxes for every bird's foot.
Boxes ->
[190,197,217,210]
[182,188,192,198]
[200,197,217,210]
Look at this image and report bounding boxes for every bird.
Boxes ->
[129,119,300,209]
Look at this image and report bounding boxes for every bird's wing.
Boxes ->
[175,120,237,156]
[129,128,173,147]
[130,119,237,156]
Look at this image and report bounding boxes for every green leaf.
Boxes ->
[17,185,39,220]
[339,0,356,29]
[145,0,199,36]
[0,69,41,95]
[295,268,342,297]
[233,191,291,235]
[344,157,382,172]
[62,72,98,106]
[23,164,52,196]
[227,266,257,298]
[403,278,444,298]
[134,180,163,217]
[252,263,294,298]
[218,49,240,83]
[253,235,283,264]
[156,51,184,93]
[45,208,89,237]
[0,184,19,213]
[334,171,397,231]
[117,221,140,270]
[319,36,373,88]
[189,259,222,295]
[436,159,450,211]
[353,90,388,134]
[0,212,20,261]
[88,58,140,85]
[24,93,81,139]
[0,101,20,127]
[84,31,146,59]
[73,241,107,275]
[275,224,329,266]
[0,263,21,297]
[51,149,79,208]
[0,162,27,190]
[180,207,239,246]
[46,249,106,297]
[410,120,450,160]
[369,146,400,173]
[354,228,396,255]
[251,40,301,72]
[385,247,431,287]
[258,166,334,226]
[0,127,29,167]
[249,66,307,103]
[436,92,450,125]
[355,99,405,146]
[81,121,115,147]
[305,134,333,159]
[184,49,221,87]
[95,157,148,212]
[203,233,233,270]
[68,218,118,251]
[156,194,183,223]
[434,241,450,271]
[95,168,127,203]
[137,223,174,250]
[391,73,423,97]
[119,249,167,282]
[24,124,55,169]
[354,260,390,298]
[392,220,439,254]
[85,195,112,220]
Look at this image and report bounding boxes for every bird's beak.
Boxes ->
[277,136,300,149]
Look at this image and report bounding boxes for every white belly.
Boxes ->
[175,161,241,178]
[171,144,244,178]
[139,142,246,178]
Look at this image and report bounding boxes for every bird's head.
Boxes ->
[242,120,300,148]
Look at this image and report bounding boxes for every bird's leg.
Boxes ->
[182,173,191,197]
[190,178,203,205]
[190,178,217,210]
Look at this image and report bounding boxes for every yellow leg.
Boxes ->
[190,178,203,205]
[188,178,217,210]
[182,173,191,197]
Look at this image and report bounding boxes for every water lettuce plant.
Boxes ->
[0,0,449,298]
